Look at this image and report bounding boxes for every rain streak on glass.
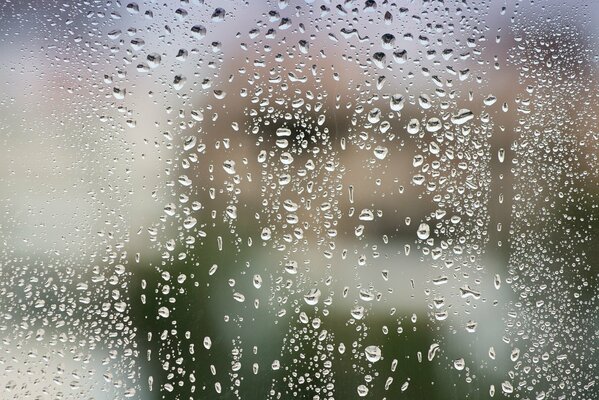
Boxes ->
[0,0,597,399]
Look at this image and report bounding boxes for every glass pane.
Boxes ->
[0,1,597,399]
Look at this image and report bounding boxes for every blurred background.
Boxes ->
[0,0,597,399]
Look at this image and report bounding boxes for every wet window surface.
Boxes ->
[0,0,597,399]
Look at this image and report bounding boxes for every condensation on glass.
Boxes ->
[0,0,597,399]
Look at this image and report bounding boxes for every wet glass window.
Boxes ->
[0,0,597,399]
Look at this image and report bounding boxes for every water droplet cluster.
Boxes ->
[0,0,596,399]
